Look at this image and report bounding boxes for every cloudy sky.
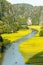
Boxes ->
[7,0,43,6]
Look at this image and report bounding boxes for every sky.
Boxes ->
[7,0,43,6]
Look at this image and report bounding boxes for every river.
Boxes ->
[2,30,37,65]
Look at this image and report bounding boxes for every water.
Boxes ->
[2,30,37,65]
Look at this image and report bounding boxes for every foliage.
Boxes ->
[3,39,10,46]
[0,39,10,46]
[0,0,43,34]
[39,29,43,36]
[0,0,29,33]
[40,26,43,29]
[26,52,43,64]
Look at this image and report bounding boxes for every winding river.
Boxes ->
[2,30,37,65]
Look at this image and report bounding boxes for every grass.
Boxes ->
[1,29,32,43]
[19,25,43,63]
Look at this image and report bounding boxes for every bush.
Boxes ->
[0,39,10,47]
[40,26,43,29]
[39,30,43,37]
[3,39,10,46]
[0,39,10,53]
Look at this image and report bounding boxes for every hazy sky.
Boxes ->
[7,0,43,6]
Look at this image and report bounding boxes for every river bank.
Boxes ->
[2,30,37,65]
[0,29,31,65]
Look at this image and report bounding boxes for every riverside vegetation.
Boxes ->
[0,0,43,65]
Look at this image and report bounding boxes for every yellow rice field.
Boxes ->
[1,25,43,63]
[1,30,31,42]
[28,25,41,31]
[28,25,41,36]
[19,37,43,62]
[19,26,43,63]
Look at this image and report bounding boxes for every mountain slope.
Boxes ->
[0,0,43,31]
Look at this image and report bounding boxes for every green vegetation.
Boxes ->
[40,26,43,29]
[0,0,43,34]
[26,52,43,65]
[0,0,29,34]
[0,39,10,46]
[39,30,43,37]
[39,26,43,37]
[0,0,43,64]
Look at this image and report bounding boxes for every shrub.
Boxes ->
[3,39,10,46]
[39,30,43,37]
[40,26,43,29]
[0,39,10,52]
[0,39,10,47]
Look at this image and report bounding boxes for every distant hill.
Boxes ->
[31,6,43,25]
[13,4,43,25]
[13,4,33,17]
[0,0,43,33]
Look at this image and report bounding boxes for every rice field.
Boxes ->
[19,37,43,62]
[19,25,43,63]
[1,29,32,42]
[1,25,43,63]
[0,29,32,64]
